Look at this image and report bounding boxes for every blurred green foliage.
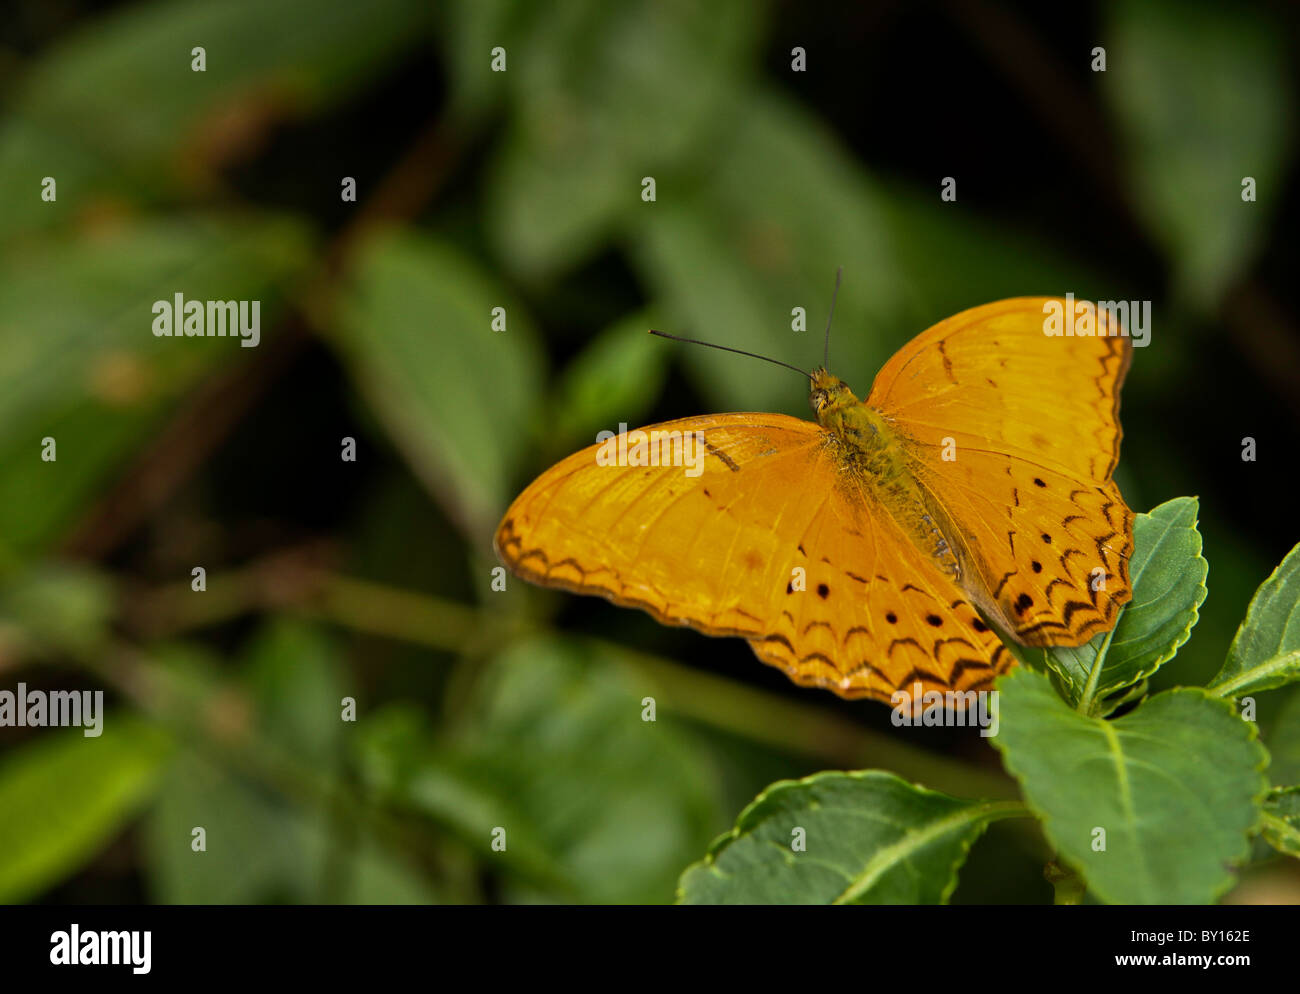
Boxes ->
[0,0,1297,904]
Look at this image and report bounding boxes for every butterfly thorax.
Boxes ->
[809,369,898,475]
[810,369,962,581]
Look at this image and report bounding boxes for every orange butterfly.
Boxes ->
[495,297,1134,704]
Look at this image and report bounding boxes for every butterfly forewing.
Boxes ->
[496,415,825,638]
[867,297,1134,646]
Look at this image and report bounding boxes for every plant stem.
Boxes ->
[128,561,1023,799]
[1045,858,1085,904]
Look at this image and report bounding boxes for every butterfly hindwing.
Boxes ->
[495,414,828,638]
[750,485,1010,699]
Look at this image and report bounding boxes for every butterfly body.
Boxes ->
[496,298,1135,705]
[813,371,899,477]
[812,369,964,583]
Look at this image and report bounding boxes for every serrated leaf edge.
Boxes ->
[676,769,1025,905]
[1051,497,1208,711]
[992,676,1271,904]
[1210,542,1300,697]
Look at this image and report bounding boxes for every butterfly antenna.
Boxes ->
[648,329,812,379]
[823,266,842,370]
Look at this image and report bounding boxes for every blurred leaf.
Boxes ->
[330,230,544,539]
[1209,543,1300,698]
[144,748,326,903]
[632,90,904,414]
[356,635,721,903]
[353,705,428,790]
[1261,787,1300,859]
[0,0,432,240]
[487,0,761,279]
[145,626,395,904]
[438,0,522,118]
[548,309,668,452]
[365,735,572,894]
[1104,0,1293,307]
[0,213,313,561]
[341,836,440,904]
[141,639,316,904]
[1013,497,1206,713]
[677,771,1022,905]
[133,641,230,731]
[876,179,1184,406]
[993,669,1268,904]
[0,715,172,902]
[0,562,114,655]
[1267,688,1300,787]
[242,619,346,765]
[877,182,1117,332]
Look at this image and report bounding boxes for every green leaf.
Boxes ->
[677,771,1024,905]
[144,748,327,904]
[1209,543,1300,698]
[0,563,114,655]
[1261,787,1300,859]
[993,668,1268,904]
[1103,0,1293,308]
[242,619,346,765]
[437,0,522,118]
[1018,497,1206,713]
[0,0,432,240]
[0,716,172,902]
[356,635,721,903]
[0,213,313,561]
[548,310,668,454]
[368,738,574,896]
[1266,688,1300,787]
[341,836,440,904]
[632,89,904,414]
[486,0,761,279]
[144,628,350,903]
[330,231,545,540]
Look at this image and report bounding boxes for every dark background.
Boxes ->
[0,0,1297,904]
